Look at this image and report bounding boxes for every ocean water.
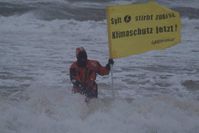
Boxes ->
[0,0,199,133]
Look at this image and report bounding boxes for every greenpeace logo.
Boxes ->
[124,15,131,23]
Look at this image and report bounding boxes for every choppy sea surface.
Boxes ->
[0,0,199,133]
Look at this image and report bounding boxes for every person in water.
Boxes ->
[69,47,114,99]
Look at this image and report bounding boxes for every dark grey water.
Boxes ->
[0,0,199,21]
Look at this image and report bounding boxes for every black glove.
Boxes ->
[106,58,114,70]
[108,59,114,65]
[72,80,82,87]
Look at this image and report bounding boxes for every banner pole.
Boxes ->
[106,7,115,98]
[110,64,115,98]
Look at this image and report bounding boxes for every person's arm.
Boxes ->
[97,59,114,75]
[70,66,82,87]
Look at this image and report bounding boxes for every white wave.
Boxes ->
[1,0,199,8]
[1,87,199,133]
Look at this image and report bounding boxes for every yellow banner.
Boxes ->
[106,1,181,58]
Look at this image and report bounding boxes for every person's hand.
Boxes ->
[106,58,114,70]
[72,80,82,87]
[108,58,114,65]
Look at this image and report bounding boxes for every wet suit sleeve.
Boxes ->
[96,61,110,76]
[70,64,81,87]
